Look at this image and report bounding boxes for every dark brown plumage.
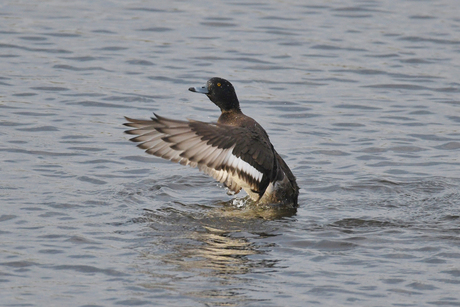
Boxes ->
[124,77,299,207]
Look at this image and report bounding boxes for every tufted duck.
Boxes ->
[124,77,299,207]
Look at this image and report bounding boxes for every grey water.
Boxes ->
[1,0,460,306]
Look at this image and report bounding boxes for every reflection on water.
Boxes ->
[137,206,287,305]
[187,226,259,275]
[2,0,460,305]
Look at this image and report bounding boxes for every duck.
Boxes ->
[124,77,299,207]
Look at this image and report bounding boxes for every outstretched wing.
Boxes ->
[124,114,275,196]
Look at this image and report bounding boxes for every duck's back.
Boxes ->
[217,111,299,207]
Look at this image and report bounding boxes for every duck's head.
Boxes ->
[189,77,241,112]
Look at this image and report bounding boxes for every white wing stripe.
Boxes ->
[222,145,263,183]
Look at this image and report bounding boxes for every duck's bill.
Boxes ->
[188,85,209,94]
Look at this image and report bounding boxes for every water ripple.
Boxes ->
[1,0,460,306]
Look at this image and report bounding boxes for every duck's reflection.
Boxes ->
[137,202,296,305]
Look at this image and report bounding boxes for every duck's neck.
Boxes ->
[217,109,244,125]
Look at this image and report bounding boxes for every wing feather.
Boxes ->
[124,114,275,197]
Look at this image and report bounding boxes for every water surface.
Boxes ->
[1,0,460,306]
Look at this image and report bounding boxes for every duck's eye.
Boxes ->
[217,83,221,87]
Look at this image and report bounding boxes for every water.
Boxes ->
[1,0,460,306]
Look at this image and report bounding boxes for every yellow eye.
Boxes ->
[217,83,221,87]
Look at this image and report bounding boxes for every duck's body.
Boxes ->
[124,77,299,207]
